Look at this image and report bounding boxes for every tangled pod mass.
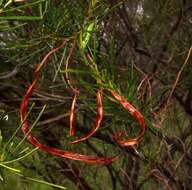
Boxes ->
[20,43,146,164]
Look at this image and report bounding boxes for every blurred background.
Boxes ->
[0,0,192,189]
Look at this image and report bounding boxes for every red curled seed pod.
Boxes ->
[85,53,146,146]
[64,40,80,137]
[109,90,146,146]
[20,46,119,164]
[69,89,103,144]
[20,94,118,164]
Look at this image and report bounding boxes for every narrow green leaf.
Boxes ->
[0,16,42,21]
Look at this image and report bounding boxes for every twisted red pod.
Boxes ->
[64,40,80,137]
[20,45,118,164]
[109,90,146,146]
[66,49,103,143]
[70,88,146,147]
[69,94,77,137]
[70,52,147,147]
[69,89,103,144]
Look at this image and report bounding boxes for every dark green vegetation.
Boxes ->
[0,0,192,189]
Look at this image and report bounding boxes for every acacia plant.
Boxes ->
[0,0,192,189]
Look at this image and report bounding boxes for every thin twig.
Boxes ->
[167,47,192,104]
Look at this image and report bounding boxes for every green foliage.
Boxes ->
[0,0,192,189]
[0,105,66,189]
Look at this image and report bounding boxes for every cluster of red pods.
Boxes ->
[20,43,146,164]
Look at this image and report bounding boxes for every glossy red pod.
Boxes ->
[69,89,103,144]
[20,43,147,164]
[109,90,146,146]
[20,45,119,164]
